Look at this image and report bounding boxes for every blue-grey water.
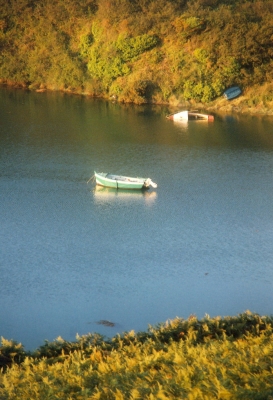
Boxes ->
[1,88,273,350]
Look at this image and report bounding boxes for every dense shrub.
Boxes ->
[1,312,273,399]
[0,0,272,104]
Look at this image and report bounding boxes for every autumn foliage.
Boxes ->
[0,0,273,104]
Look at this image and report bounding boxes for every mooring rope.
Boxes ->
[87,174,95,184]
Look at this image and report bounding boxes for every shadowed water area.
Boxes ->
[1,88,273,350]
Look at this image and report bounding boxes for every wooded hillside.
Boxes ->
[1,0,273,105]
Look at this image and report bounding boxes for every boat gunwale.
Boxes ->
[106,173,146,183]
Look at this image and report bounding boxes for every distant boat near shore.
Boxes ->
[223,86,242,100]
[166,110,214,122]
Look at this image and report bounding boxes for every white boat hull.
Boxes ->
[166,110,214,121]
[94,172,157,190]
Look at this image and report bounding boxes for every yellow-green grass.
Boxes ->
[1,312,273,399]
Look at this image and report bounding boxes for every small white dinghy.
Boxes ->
[92,172,157,190]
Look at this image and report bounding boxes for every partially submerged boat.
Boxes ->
[166,110,214,121]
[94,171,157,190]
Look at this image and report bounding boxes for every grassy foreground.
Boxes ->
[1,312,273,399]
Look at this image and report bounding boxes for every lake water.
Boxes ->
[1,88,273,350]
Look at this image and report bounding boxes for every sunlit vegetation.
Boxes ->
[1,312,273,399]
[0,0,273,106]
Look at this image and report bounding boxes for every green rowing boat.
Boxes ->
[94,171,157,190]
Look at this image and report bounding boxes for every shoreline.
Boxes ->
[2,312,273,398]
[0,311,271,356]
[1,82,273,117]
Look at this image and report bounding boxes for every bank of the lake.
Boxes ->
[1,312,273,399]
[163,84,273,117]
[1,0,273,113]
[1,80,273,117]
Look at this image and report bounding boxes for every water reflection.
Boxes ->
[173,120,188,131]
[172,118,217,137]
[93,185,157,205]
[173,119,212,126]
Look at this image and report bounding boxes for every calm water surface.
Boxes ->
[1,88,273,350]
